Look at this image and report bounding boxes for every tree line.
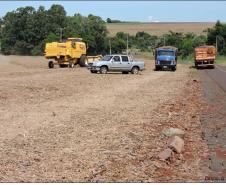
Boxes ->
[0,5,225,57]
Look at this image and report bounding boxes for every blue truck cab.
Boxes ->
[154,46,178,71]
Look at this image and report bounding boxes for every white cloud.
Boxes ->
[148,16,153,21]
[148,16,160,22]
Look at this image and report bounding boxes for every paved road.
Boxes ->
[199,65,226,182]
[205,65,226,92]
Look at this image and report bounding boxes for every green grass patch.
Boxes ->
[178,55,194,64]
[216,55,226,65]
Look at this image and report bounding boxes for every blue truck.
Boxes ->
[154,46,178,71]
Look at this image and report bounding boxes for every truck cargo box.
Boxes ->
[194,45,216,68]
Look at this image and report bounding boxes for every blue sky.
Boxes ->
[0,1,226,22]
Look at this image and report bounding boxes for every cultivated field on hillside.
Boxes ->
[107,22,215,36]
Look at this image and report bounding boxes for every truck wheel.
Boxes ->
[48,61,54,69]
[131,66,139,74]
[100,66,108,74]
[195,62,199,69]
[171,66,176,71]
[79,55,87,67]
[155,66,160,71]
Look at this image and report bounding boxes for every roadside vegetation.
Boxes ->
[215,56,226,65]
[0,4,226,60]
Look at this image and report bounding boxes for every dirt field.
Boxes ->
[107,22,214,36]
[0,55,209,182]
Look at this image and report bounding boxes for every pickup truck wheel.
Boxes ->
[90,70,97,73]
[131,66,139,74]
[100,66,108,74]
[48,61,54,69]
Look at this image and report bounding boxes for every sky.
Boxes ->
[0,1,226,22]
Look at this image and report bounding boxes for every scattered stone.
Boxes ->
[153,161,161,168]
[162,127,185,138]
[19,160,31,167]
[193,79,198,83]
[158,148,173,161]
[167,136,184,153]
[143,178,154,183]
[33,158,40,162]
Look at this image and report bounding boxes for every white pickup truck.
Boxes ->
[87,54,145,74]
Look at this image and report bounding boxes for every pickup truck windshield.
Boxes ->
[103,55,113,61]
[158,50,174,56]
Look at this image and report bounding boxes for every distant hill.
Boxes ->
[106,22,215,36]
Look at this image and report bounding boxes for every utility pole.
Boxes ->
[216,36,218,56]
[126,34,129,55]
[163,36,166,46]
[60,28,63,42]
[0,25,4,53]
[109,38,112,55]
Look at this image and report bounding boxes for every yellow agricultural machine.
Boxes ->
[44,38,102,68]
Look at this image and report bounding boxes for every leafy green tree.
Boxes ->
[64,13,108,55]
[1,5,67,55]
[85,14,108,54]
[135,31,157,51]
[180,38,193,58]
[1,6,36,54]
[106,18,111,23]
[192,35,207,47]
[46,4,67,35]
[164,31,183,48]
[111,37,126,54]
[207,21,226,55]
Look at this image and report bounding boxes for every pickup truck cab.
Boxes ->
[87,54,145,74]
[154,46,178,71]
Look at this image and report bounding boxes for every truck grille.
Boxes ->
[160,60,171,65]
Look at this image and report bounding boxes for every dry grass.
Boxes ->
[107,22,215,36]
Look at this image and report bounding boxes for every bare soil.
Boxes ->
[0,55,208,182]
